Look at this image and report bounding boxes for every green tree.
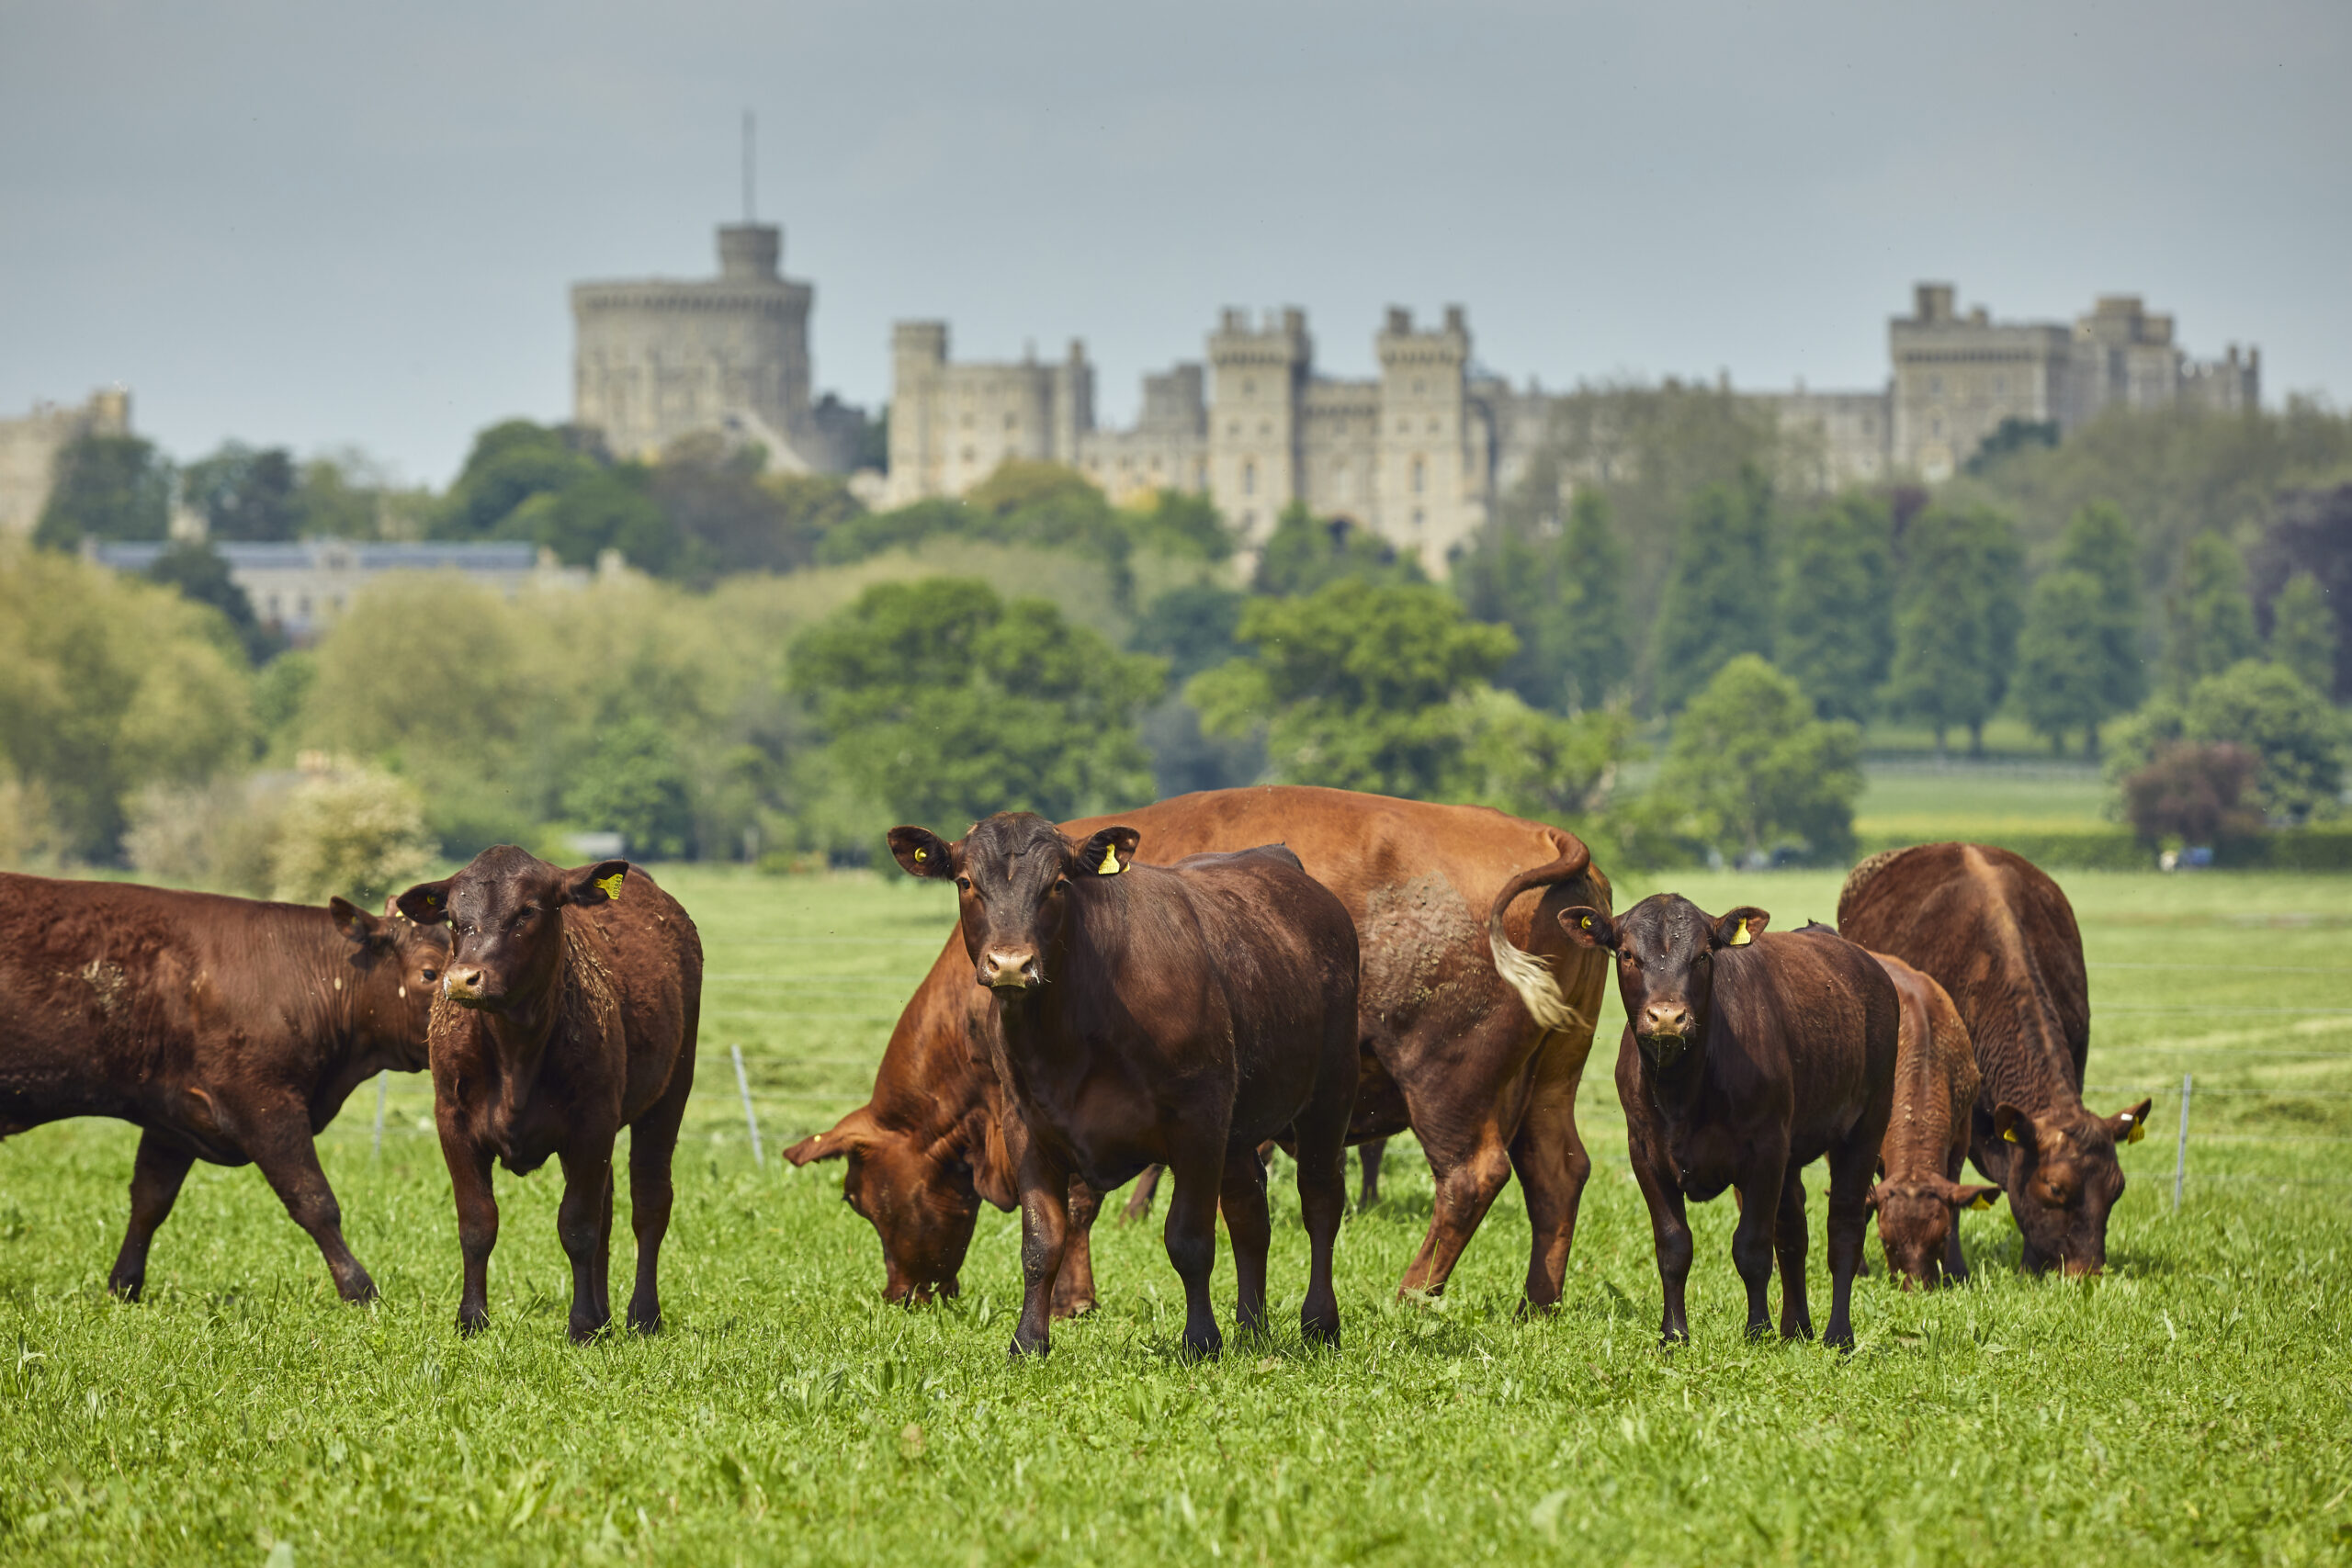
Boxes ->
[789,577,1162,829]
[2180,660,2346,823]
[1125,490,1233,562]
[559,716,696,859]
[2162,531,2259,696]
[2013,500,2148,754]
[1654,466,1774,713]
[1252,502,1426,597]
[144,541,283,664]
[1647,655,1861,864]
[181,443,299,541]
[1189,579,1514,796]
[32,434,172,548]
[1453,490,1629,714]
[509,466,678,573]
[435,420,604,539]
[1775,493,1893,723]
[0,548,254,857]
[1964,417,2059,475]
[1130,584,1246,683]
[2267,570,2335,694]
[1885,503,2025,757]
[1556,491,1634,711]
[649,434,814,580]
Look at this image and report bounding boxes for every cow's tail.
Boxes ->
[1486,828,1593,1035]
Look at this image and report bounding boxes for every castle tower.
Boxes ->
[1206,308,1312,544]
[571,222,819,467]
[1375,305,1481,570]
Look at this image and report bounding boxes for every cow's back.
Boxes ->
[1839,842,2088,1106]
[1871,950,1979,1175]
[567,868,702,1117]
[1718,927,1898,1145]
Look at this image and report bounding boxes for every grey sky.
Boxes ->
[3,0,2345,487]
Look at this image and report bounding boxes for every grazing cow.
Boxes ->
[0,873,447,1302]
[396,849,701,1341]
[1838,842,2151,1276]
[1865,951,1998,1288]
[786,786,1611,1316]
[1559,897,1897,1348]
[888,813,1359,1359]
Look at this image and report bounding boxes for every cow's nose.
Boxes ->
[980,951,1042,990]
[446,966,485,998]
[1639,1003,1691,1038]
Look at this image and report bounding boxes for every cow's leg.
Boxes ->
[1011,1142,1071,1357]
[107,1131,197,1303]
[1772,1161,1814,1340]
[1731,1150,1787,1341]
[1509,1038,1599,1314]
[1162,1143,1227,1359]
[441,1134,499,1337]
[1621,1063,1693,1343]
[243,1111,377,1303]
[625,1059,693,1336]
[557,1143,616,1342]
[1294,1066,1351,1348]
[1355,1138,1387,1211]
[1942,1149,1973,1285]
[1822,1135,1876,1351]
[1218,1148,1272,1339]
[1120,1165,1163,1224]
[1051,1178,1101,1319]
[1395,1121,1514,1299]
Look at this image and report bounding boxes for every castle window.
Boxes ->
[1243,378,1256,397]
[962,412,975,430]
[1412,457,1426,495]
[1005,412,1019,431]
[1228,422,1241,437]
[1928,376,1942,397]
[1243,460,1257,496]
[1260,422,1271,437]
[1414,379,1425,396]
[1412,509,1425,529]
[1427,418,1439,434]
[1993,377,2007,397]
[962,446,977,463]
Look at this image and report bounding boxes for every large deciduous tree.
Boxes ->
[2267,570,2336,696]
[1648,655,1861,865]
[1453,489,1630,715]
[1776,492,1893,723]
[1885,502,2025,757]
[789,577,1162,829]
[32,434,172,548]
[181,443,300,542]
[2162,531,2259,696]
[1654,466,1774,713]
[2014,502,2146,754]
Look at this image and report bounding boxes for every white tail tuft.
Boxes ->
[1489,931,1586,1034]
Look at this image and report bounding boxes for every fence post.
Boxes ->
[372,1071,388,1159]
[731,1043,764,1168]
[2171,1072,2192,1213]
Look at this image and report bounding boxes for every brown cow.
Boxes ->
[0,873,448,1302]
[396,849,702,1341]
[1838,842,2151,1276]
[1557,898,1897,1348]
[888,814,1359,1358]
[785,786,1611,1315]
[1865,951,1998,1287]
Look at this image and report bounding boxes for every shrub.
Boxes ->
[2120,742,2264,846]
[267,765,435,906]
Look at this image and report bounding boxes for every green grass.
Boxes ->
[1853,761,2111,840]
[4,865,2350,1565]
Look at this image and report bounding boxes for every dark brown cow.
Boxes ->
[0,873,448,1302]
[888,814,1358,1358]
[396,849,702,1341]
[785,786,1611,1315]
[1557,898,1897,1348]
[1838,842,2151,1276]
[1865,951,1997,1288]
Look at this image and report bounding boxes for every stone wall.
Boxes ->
[0,389,130,536]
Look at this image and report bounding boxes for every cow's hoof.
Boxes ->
[1009,1332,1051,1359]
[456,1310,488,1337]
[628,1310,662,1337]
[107,1276,143,1303]
[1048,1294,1096,1321]
[568,1317,610,1345]
[337,1275,379,1305]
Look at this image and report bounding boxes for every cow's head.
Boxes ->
[1867,1174,2000,1289]
[328,896,451,1059]
[394,846,628,1011]
[1990,1097,2151,1277]
[888,813,1137,994]
[1556,894,1770,1068]
[783,1105,978,1304]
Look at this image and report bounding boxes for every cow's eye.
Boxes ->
[422,968,438,982]
[1054,877,1070,893]
[954,876,971,892]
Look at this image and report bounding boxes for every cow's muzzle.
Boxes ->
[443,967,501,1009]
[1639,1028,1689,1066]
[980,950,1043,991]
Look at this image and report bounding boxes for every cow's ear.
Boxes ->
[1993,1103,2036,1148]
[395,879,454,926]
[1863,1181,1883,1213]
[1074,826,1139,877]
[2108,1098,2154,1146]
[888,827,957,880]
[783,1105,879,1166]
[1946,1182,2002,1212]
[1556,906,1618,950]
[1711,907,1770,949]
[569,861,629,906]
[330,897,388,947]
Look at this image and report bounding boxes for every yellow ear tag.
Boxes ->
[1579,915,1593,931]
[913,848,927,863]
[1729,919,1751,947]
[1098,844,1123,875]
[2123,1113,2143,1145]
[594,872,625,902]
[1969,1192,1996,1211]
[2002,1125,2019,1144]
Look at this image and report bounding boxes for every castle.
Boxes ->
[571,223,865,473]
[0,388,131,536]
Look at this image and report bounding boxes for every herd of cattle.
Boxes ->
[0,784,2150,1357]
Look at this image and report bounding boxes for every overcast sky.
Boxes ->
[3,0,2345,487]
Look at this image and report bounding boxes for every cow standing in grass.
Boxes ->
[1839,842,2151,1277]
[397,850,702,1342]
[1865,951,1999,1288]
[788,786,1610,1318]
[888,814,1360,1359]
[0,874,447,1302]
[1560,897,1897,1349]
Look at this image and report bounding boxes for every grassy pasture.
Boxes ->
[3,863,2349,1565]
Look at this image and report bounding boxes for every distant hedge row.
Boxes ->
[1854,829,2352,873]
